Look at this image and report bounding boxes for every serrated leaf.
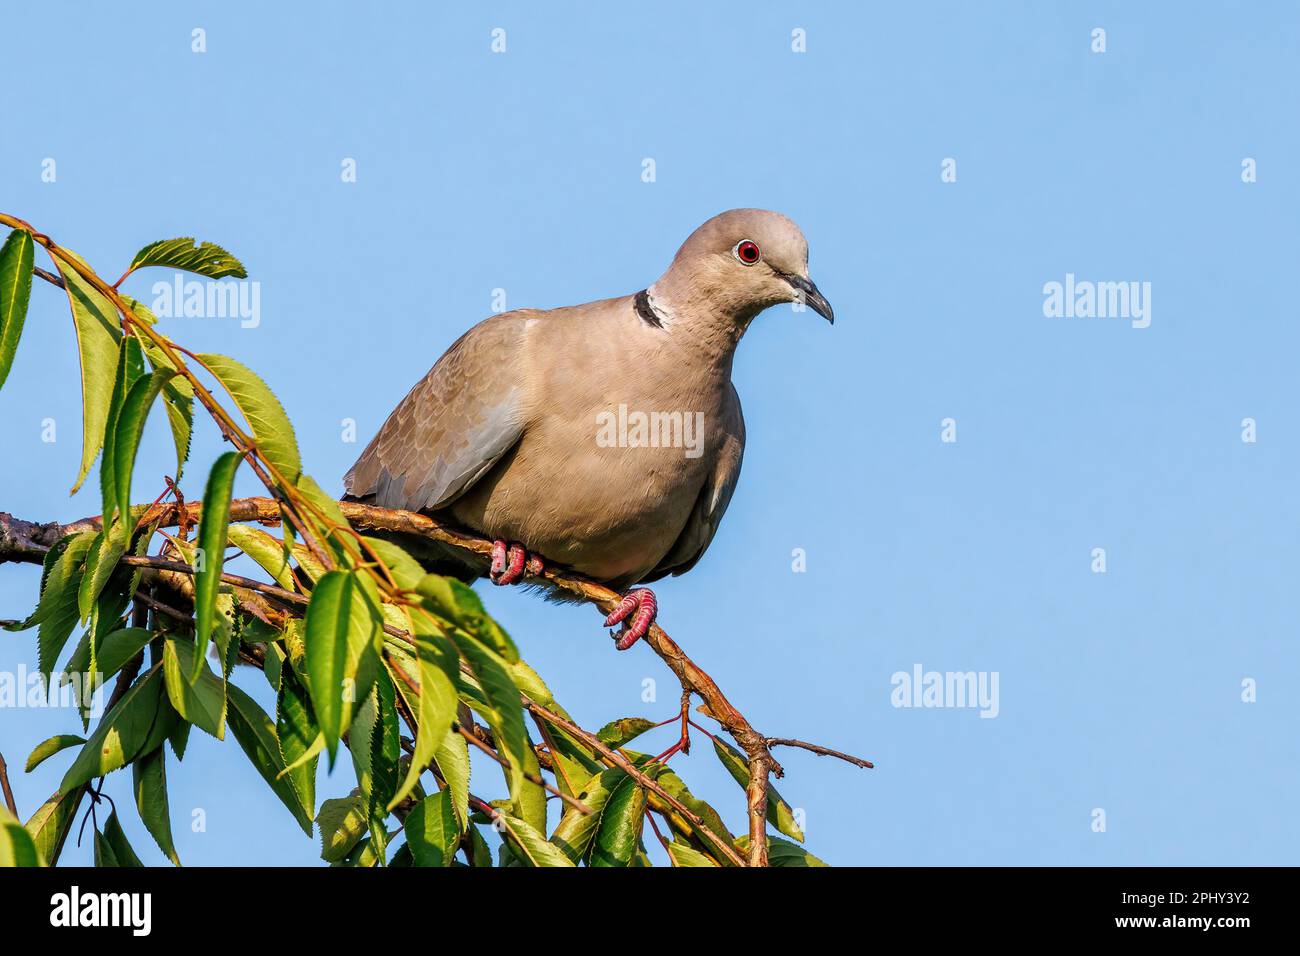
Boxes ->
[194,450,241,679]
[348,676,399,863]
[61,666,175,792]
[23,788,83,867]
[199,353,301,484]
[550,766,625,863]
[405,790,460,867]
[305,570,382,762]
[416,573,518,662]
[76,530,125,626]
[0,812,42,867]
[225,681,313,836]
[55,255,122,494]
[227,524,294,590]
[0,228,35,390]
[35,533,96,682]
[127,238,247,280]
[667,840,721,867]
[318,793,367,862]
[443,629,535,825]
[711,738,804,842]
[591,775,646,867]
[276,668,319,824]
[111,367,175,541]
[361,537,426,591]
[495,813,575,868]
[387,630,459,811]
[23,734,86,774]
[100,809,143,867]
[99,337,145,533]
[596,717,657,750]
[735,833,829,867]
[162,637,227,739]
[433,728,471,830]
[61,627,152,694]
[133,747,180,865]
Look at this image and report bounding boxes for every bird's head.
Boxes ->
[653,208,834,329]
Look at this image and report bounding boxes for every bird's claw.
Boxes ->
[604,588,657,651]
[489,540,543,585]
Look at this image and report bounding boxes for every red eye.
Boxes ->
[733,240,761,265]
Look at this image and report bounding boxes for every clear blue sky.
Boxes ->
[2,1,1297,866]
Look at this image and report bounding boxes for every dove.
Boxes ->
[343,209,833,650]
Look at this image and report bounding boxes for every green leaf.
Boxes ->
[93,828,119,867]
[23,734,86,773]
[348,677,400,863]
[433,729,471,830]
[62,627,152,693]
[318,793,367,862]
[227,524,294,590]
[194,450,241,679]
[597,717,658,750]
[0,812,42,867]
[550,766,625,863]
[0,228,35,390]
[405,790,460,867]
[225,681,313,836]
[361,537,426,591]
[590,775,647,867]
[76,530,125,626]
[711,738,805,842]
[61,666,176,792]
[387,630,459,811]
[137,334,194,481]
[111,367,175,541]
[55,255,122,494]
[133,747,180,865]
[35,533,97,682]
[667,841,721,867]
[735,833,829,867]
[199,353,301,484]
[126,237,247,280]
[162,637,227,739]
[23,789,84,866]
[99,336,145,531]
[416,574,519,662]
[305,570,382,762]
[100,810,143,867]
[495,813,575,868]
[445,630,536,825]
[275,668,319,825]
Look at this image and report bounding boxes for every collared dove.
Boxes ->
[344,209,833,649]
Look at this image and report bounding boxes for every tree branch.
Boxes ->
[1,496,873,866]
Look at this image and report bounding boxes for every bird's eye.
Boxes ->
[733,240,761,265]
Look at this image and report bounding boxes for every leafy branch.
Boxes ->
[0,214,869,868]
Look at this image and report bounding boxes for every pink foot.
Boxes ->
[489,540,543,586]
[603,588,658,651]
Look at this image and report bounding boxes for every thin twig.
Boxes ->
[767,737,874,769]
[521,694,748,868]
[0,752,18,817]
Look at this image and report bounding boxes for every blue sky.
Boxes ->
[2,1,1297,865]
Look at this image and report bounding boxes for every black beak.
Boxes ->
[784,273,835,324]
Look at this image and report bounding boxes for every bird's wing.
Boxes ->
[344,312,531,512]
[643,385,746,582]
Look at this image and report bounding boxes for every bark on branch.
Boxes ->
[1,497,872,866]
